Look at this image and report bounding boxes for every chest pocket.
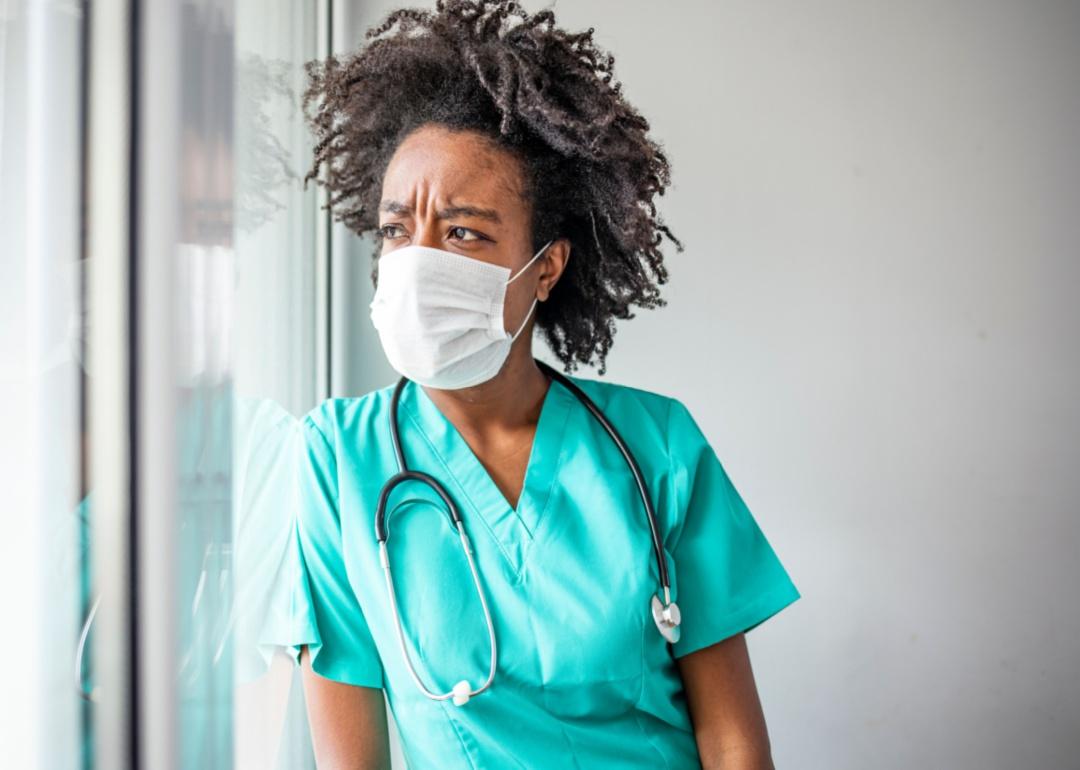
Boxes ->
[521,477,653,721]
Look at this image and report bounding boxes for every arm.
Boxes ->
[300,645,392,770]
[676,632,775,770]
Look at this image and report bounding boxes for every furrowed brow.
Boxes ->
[437,205,502,224]
[379,200,502,225]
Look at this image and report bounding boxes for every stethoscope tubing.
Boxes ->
[375,359,671,591]
[373,358,678,704]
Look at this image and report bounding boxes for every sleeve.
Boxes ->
[289,407,385,688]
[665,397,801,659]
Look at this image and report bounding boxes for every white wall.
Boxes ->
[341,2,1080,767]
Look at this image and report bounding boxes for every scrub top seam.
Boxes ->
[398,389,521,573]
[513,376,572,539]
[304,410,335,463]
[555,724,585,770]
[437,699,481,770]
[633,618,672,769]
[663,397,682,553]
[632,710,675,770]
[636,599,648,707]
[516,379,575,577]
[498,375,567,540]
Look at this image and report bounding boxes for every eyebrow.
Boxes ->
[379,200,503,225]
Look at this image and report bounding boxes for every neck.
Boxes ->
[420,346,550,435]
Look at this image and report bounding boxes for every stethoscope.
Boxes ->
[374,357,682,707]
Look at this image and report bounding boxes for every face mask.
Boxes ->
[369,239,554,389]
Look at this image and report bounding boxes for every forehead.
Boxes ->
[380,124,528,208]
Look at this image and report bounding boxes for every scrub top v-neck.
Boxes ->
[283,372,801,770]
[402,374,573,575]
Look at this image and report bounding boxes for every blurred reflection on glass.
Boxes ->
[172,2,236,766]
[230,2,322,769]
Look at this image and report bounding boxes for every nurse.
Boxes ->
[288,1,801,767]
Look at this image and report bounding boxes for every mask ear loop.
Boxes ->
[506,239,554,341]
[506,239,554,284]
[509,297,539,342]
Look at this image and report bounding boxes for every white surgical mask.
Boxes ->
[369,239,553,389]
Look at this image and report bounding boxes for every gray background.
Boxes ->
[332,1,1080,768]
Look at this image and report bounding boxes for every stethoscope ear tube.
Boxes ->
[374,377,498,705]
[532,359,672,593]
[377,497,498,705]
[374,469,461,542]
[533,359,681,645]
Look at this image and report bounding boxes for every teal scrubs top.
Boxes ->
[287,373,800,769]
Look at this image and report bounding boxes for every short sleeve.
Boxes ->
[289,406,385,688]
[666,397,801,658]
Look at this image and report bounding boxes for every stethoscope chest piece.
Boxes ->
[651,594,682,644]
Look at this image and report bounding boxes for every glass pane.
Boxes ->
[174,2,236,766]
[0,1,89,767]
[149,1,324,766]
[232,1,320,768]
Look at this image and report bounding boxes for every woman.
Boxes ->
[289,1,801,768]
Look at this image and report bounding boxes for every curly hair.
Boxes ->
[301,0,683,375]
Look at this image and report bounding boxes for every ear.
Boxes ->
[538,238,571,302]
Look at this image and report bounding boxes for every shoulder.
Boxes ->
[299,379,401,453]
[559,372,716,482]
[559,371,687,429]
[557,371,691,456]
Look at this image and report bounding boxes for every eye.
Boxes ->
[377,223,405,240]
[448,226,484,242]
